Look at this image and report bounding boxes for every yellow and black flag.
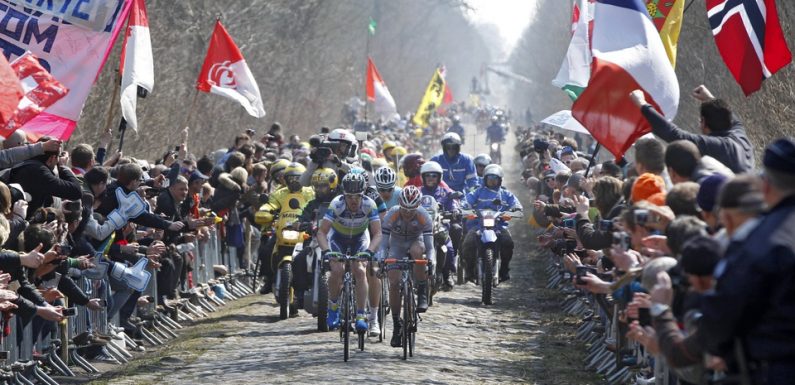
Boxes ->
[412,68,445,127]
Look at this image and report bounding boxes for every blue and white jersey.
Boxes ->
[323,195,380,239]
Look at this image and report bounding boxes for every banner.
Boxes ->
[411,69,445,127]
[2,52,69,135]
[0,0,131,140]
[646,0,685,68]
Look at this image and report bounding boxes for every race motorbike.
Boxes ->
[291,204,331,331]
[272,219,306,320]
[462,204,522,305]
[489,141,502,165]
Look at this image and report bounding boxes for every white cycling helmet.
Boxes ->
[420,161,443,176]
[399,185,422,209]
[374,167,397,190]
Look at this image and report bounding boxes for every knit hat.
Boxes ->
[763,138,795,174]
[646,191,667,206]
[696,174,728,212]
[679,236,721,276]
[632,173,665,203]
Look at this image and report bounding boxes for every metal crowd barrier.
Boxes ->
[543,248,675,385]
[0,220,259,384]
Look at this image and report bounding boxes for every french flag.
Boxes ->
[572,0,679,159]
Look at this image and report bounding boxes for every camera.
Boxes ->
[533,138,549,153]
[612,231,631,251]
[638,308,652,327]
[58,243,72,257]
[63,307,77,317]
[576,265,597,285]
[634,209,650,227]
[598,219,613,232]
[310,143,334,164]
[564,239,578,254]
[562,218,576,229]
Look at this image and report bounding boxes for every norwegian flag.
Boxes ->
[1,53,68,139]
[707,0,792,96]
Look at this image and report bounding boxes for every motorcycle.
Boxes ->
[291,204,331,331]
[489,141,502,165]
[461,204,522,305]
[272,221,306,320]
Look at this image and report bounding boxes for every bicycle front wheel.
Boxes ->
[342,280,351,362]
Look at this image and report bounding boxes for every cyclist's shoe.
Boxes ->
[355,313,368,333]
[259,279,272,295]
[326,303,340,330]
[416,281,429,313]
[368,314,380,337]
[390,318,403,347]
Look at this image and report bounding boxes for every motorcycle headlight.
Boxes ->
[483,218,496,227]
[282,230,301,241]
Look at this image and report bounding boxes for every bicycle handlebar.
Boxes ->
[325,251,372,262]
[383,258,428,266]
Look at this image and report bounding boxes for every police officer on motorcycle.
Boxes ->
[447,115,466,144]
[461,164,522,282]
[430,133,478,193]
[473,154,492,186]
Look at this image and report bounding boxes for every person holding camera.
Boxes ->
[300,129,357,187]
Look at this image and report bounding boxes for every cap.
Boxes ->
[632,173,665,203]
[696,174,728,212]
[7,183,30,202]
[679,236,721,276]
[561,146,576,156]
[189,170,209,183]
[763,138,795,175]
[542,169,556,179]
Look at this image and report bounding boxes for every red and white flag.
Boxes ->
[1,53,69,139]
[119,0,154,132]
[572,0,679,159]
[366,57,397,118]
[197,21,266,118]
[0,55,23,126]
[707,0,792,96]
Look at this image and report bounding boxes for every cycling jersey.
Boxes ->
[383,186,402,209]
[380,205,435,263]
[323,195,380,239]
[365,186,387,213]
[430,152,479,193]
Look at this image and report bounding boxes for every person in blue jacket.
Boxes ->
[447,115,466,144]
[430,133,479,193]
[461,164,522,282]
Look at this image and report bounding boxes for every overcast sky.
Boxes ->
[466,0,538,51]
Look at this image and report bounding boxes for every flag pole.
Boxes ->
[180,89,200,132]
[363,22,372,123]
[103,70,121,147]
[584,142,601,177]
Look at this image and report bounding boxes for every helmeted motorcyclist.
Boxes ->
[473,153,492,186]
[461,164,522,282]
[447,115,465,144]
[419,161,463,291]
[486,115,506,145]
[254,163,315,303]
[300,128,357,186]
[430,133,478,193]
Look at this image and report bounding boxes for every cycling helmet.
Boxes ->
[400,153,425,177]
[374,167,397,190]
[311,168,338,189]
[399,185,422,209]
[270,159,291,179]
[348,166,370,184]
[441,132,462,147]
[420,161,443,176]
[452,115,461,123]
[483,164,504,187]
[341,172,367,195]
[474,154,492,167]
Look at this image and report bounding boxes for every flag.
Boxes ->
[1,53,69,139]
[553,0,594,100]
[572,0,679,159]
[707,0,792,96]
[412,69,446,127]
[366,57,397,118]
[0,55,23,126]
[119,0,154,132]
[0,0,131,141]
[368,18,377,35]
[197,20,266,118]
[439,66,454,105]
[646,0,685,67]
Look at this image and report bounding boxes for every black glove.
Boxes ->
[321,249,331,260]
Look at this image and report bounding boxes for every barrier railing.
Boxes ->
[1,220,258,384]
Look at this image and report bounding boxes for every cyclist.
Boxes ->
[254,163,315,303]
[430,133,478,193]
[473,154,492,186]
[380,186,435,347]
[375,166,401,209]
[317,173,382,332]
[401,153,425,188]
[447,115,465,144]
[419,161,462,291]
[461,164,522,282]
[347,167,387,217]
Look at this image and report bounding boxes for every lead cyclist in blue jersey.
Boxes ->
[317,173,382,332]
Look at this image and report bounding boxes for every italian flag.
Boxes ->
[119,0,154,132]
[552,0,594,101]
[366,57,397,118]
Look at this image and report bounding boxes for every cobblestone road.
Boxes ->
[97,126,555,385]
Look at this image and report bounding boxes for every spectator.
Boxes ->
[664,140,734,184]
[630,85,755,173]
[665,182,701,217]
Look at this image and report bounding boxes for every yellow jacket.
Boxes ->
[255,187,315,230]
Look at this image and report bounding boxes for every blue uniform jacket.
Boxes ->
[463,186,522,230]
[430,152,478,193]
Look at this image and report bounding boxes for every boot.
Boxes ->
[390,317,402,347]
[416,281,429,313]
